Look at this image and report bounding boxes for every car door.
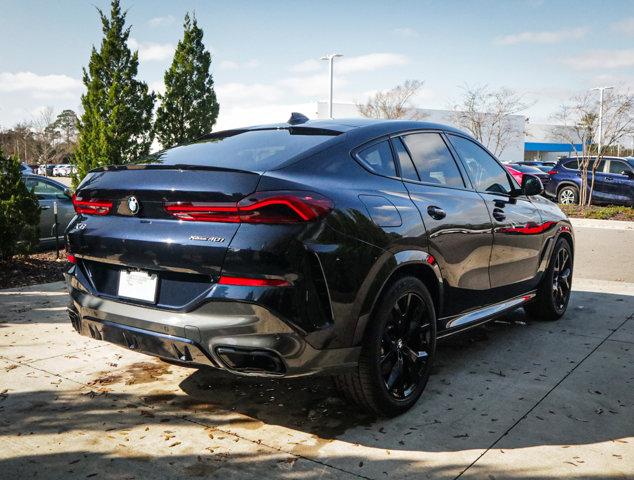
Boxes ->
[447,134,545,299]
[393,132,494,316]
[605,159,634,205]
[24,178,74,242]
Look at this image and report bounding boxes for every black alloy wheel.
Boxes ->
[551,245,572,313]
[525,237,573,321]
[380,292,433,399]
[334,276,437,416]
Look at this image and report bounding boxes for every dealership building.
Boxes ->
[316,102,581,164]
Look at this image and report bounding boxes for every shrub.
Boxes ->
[0,149,40,262]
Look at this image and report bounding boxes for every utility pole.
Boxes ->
[320,53,343,119]
[591,86,614,159]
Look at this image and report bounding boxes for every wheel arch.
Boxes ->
[556,181,579,195]
[352,250,443,345]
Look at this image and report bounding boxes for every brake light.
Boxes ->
[72,193,113,215]
[548,170,558,175]
[67,254,76,264]
[164,191,333,224]
[218,275,290,287]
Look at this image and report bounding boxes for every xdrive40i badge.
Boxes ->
[189,235,225,243]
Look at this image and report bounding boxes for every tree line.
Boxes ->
[0,0,219,187]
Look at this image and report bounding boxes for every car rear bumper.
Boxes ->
[65,273,359,378]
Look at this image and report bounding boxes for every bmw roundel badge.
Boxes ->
[127,196,140,215]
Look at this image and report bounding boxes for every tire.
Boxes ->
[334,276,437,417]
[525,237,573,321]
[557,185,579,205]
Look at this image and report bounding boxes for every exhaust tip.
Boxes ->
[216,347,286,374]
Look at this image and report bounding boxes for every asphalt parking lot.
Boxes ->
[1,220,633,479]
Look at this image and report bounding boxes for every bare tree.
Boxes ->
[357,80,427,120]
[452,85,530,157]
[550,90,634,206]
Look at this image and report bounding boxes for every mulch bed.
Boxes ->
[560,205,634,221]
[0,250,68,289]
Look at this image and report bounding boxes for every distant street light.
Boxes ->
[590,86,614,158]
[320,53,343,119]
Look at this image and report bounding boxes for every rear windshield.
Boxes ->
[149,128,340,171]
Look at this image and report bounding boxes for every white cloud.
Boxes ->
[496,27,588,45]
[392,27,419,38]
[218,59,260,70]
[0,71,82,94]
[128,38,174,62]
[289,53,409,75]
[216,82,284,103]
[149,80,165,96]
[337,53,409,74]
[148,15,176,28]
[289,59,322,73]
[563,49,634,70]
[611,17,634,35]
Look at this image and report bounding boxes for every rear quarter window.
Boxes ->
[356,140,397,177]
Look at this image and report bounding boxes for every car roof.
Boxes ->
[241,118,468,136]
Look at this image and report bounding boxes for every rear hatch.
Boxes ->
[67,127,342,308]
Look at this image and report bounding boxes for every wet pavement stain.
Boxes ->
[89,361,171,389]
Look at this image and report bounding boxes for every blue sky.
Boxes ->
[1,0,633,130]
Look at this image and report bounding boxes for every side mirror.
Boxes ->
[521,174,544,196]
[621,170,634,179]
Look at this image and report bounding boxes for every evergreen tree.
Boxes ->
[74,0,155,186]
[155,13,219,148]
[0,148,40,261]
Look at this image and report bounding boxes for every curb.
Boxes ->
[570,217,634,231]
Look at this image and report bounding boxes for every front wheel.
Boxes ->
[334,276,436,417]
[525,237,573,321]
[557,186,579,205]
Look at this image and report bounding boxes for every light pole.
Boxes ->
[320,53,343,119]
[590,86,614,158]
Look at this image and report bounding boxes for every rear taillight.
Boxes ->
[164,191,333,224]
[67,254,76,264]
[72,193,113,216]
[218,275,290,287]
[548,170,558,175]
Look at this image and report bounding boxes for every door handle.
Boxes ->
[427,205,446,220]
[492,208,506,221]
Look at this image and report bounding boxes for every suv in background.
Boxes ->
[545,156,634,206]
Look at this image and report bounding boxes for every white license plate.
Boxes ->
[117,270,158,302]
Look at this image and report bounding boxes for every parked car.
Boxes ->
[505,163,551,189]
[517,160,556,170]
[65,118,574,416]
[544,156,634,206]
[19,163,33,175]
[22,174,76,247]
[53,164,72,176]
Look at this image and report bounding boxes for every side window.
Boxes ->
[401,133,465,187]
[392,137,419,181]
[563,159,579,170]
[356,140,397,177]
[24,179,63,197]
[608,160,631,174]
[449,135,513,194]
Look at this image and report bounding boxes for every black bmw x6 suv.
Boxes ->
[66,117,574,416]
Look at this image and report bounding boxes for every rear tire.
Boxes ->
[525,237,573,321]
[334,276,436,417]
[557,185,579,205]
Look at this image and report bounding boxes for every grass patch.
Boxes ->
[560,204,634,221]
